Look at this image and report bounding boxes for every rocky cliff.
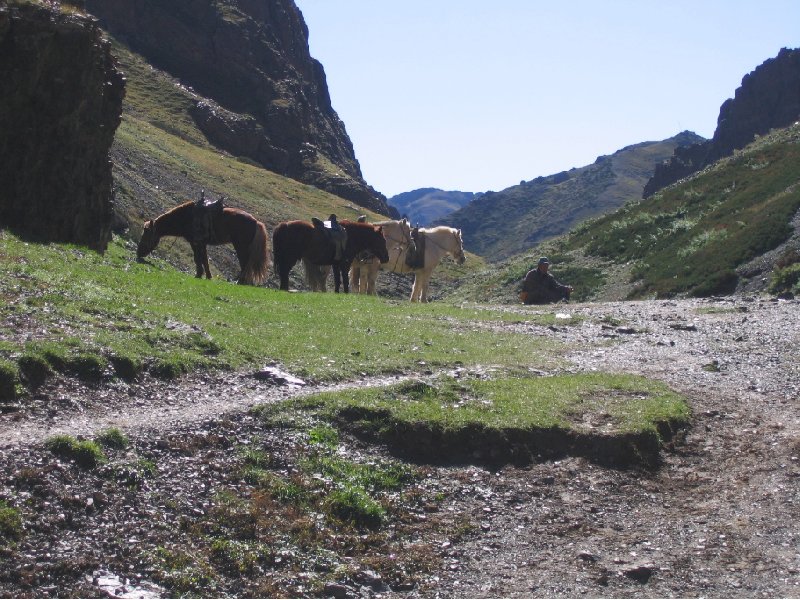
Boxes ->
[0,2,125,251]
[644,47,800,198]
[84,0,390,215]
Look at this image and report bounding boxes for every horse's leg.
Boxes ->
[341,260,351,293]
[278,258,295,291]
[418,269,433,302]
[367,262,378,295]
[191,243,205,278]
[349,263,359,293]
[332,264,342,293]
[410,272,420,302]
[233,239,248,284]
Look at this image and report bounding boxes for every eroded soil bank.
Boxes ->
[0,297,798,598]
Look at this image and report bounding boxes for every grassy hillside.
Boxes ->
[106,39,388,283]
[438,132,704,261]
[455,123,800,302]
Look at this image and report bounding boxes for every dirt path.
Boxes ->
[421,297,800,597]
[1,297,798,597]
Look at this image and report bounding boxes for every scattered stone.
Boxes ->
[323,582,356,598]
[252,366,306,386]
[623,564,657,583]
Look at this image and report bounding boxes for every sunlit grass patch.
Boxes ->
[0,231,562,386]
[286,373,690,467]
[45,434,106,469]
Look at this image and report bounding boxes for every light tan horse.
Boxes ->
[351,222,466,302]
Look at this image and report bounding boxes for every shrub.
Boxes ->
[45,434,106,469]
[769,263,800,295]
[0,500,23,543]
[324,486,384,528]
[96,427,129,450]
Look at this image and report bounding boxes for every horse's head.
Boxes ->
[452,229,466,265]
[370,224,390,263]
[136,220,159,259]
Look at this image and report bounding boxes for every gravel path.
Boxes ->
[1,296,798,598]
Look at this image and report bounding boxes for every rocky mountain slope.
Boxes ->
[454,122,800,304]
[388,188,481,226]
[438,132,704,261]
[85,0,391,215]
[0,1,125,251]
[644,47,800,197]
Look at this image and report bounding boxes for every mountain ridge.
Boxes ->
[388,188,481,226]
[437,131,704,261]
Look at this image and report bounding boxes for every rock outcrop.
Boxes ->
[644,47,800,198]
[84,0,390,215]
[0,2,125,251]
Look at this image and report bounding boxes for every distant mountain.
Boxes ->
[388,188,480,226]
[451,122,800,304]
[438,131,704,261]
[644,47,800,197]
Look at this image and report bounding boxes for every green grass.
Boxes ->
[569,125,800,298]
[95,427,130,450]
[45,435,106,469]
[0,359,18,401]
[0,231,561,385]
[298,374,688,436]
[0,500,23,545]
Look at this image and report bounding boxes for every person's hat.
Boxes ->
[538,257,550,266]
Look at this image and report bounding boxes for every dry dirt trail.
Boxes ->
[420,296,800,598]
[1,296,798,598]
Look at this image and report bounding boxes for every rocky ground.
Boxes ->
[0,296,798,598]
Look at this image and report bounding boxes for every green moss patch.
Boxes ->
[283,373,690,468]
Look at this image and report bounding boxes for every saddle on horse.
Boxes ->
[405,227,424,269]
[312,214,347,261]
[193,191,225,243]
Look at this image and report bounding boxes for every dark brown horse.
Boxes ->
[272,220,389,292]
[137,201,270,285]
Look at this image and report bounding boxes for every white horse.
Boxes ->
[351,222,466,302]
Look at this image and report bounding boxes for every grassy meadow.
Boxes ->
[0,229,690,460]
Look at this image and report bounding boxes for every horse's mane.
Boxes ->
[157,201,254,221]
[421,225,458,234]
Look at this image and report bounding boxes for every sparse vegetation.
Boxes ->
[45,434,106,469]
[95,427,129,450]
[0,501,23,544]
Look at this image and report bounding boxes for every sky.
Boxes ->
[294,0,800,198]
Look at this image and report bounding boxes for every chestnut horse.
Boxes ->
[137,201,270,285]
[272,220,389,292]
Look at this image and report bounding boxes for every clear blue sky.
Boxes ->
[295,0,800,198]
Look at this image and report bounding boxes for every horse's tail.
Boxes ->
[241,221,270,286]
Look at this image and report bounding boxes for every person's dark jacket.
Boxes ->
[522,268,570,304]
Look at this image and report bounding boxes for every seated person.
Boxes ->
[521,257,573,304]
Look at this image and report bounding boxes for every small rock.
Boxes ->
[623,564,656,583]
[323,582,355,598]
[252,366,306,386]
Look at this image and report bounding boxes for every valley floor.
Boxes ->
[0,297,798,598]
